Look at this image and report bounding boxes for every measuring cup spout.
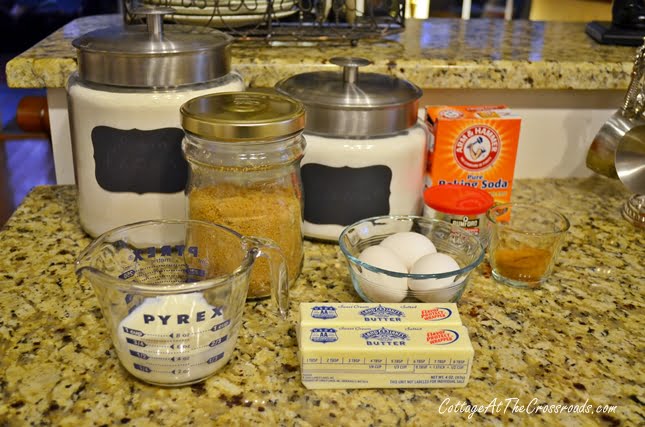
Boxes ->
[74,237,103,280]
[243,236,289,319]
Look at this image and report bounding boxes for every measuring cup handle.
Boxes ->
[622,43,645,117]
[245,237,289,319]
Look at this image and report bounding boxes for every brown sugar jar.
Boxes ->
[181,92,306,299]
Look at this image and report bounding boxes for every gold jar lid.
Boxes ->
[181,91,305,141]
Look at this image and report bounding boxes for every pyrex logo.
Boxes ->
[454,125,500,171]
[141,306,224,326]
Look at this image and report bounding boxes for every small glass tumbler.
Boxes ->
[486,203,570,288]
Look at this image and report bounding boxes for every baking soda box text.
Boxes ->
[425,105,521,204]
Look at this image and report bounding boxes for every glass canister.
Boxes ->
[423,184,495,246]
[181,92,306,300]
[67,7,245,237]
[275,57,429,242]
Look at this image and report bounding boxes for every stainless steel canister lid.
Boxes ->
[275,57,422,137]
[181,91,306,141]
[72,7,232,88]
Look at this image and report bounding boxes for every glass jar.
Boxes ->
[67,7,245,237]
[181,92,306,300]
[275,57,428,242]
[423,184,495,246]
[299,124,429,241]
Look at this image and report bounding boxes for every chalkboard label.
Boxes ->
[91,126,187,194]
[302,163,392,226]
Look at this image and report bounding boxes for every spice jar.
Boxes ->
[181,92,306,299]
[67,7,244,237]
[275,57,428,242]
[423,184,494,245]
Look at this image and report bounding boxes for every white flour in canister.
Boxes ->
[67,74,244,237]
[116,293,235,385]
[302,123,428,241]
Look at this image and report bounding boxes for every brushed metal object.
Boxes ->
[275,56,422,137]
[73,7,232,88]
[587,42,645,180]
[616,125,645,194]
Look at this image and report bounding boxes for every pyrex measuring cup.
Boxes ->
[75,219,288,386]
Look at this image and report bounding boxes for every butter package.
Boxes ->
[425,105,521,204]
[299,325,474,389]
[299,303,462,326]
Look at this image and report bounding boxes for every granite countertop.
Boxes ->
[0,178,643,425]
[5,14,638,90]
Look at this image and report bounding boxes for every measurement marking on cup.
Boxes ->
[129,351,194,362]
[132,352,225,373]
[113,291,241,384]
[211,320,230,331]
[130,355,224,366]
[126,338,147,347]
[122,327,144,337]
[121,321,230,339]
[124,325,213,338]
[146,363,193,367]
[126,336,231,351]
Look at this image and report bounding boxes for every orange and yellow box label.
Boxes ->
[425,105,521,204]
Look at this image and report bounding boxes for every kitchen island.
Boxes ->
[0,178,642,425]
[4,15,640,185]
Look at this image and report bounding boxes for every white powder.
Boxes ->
[116,293,236,386]
[67,73,244,237]
[302,124,428,241]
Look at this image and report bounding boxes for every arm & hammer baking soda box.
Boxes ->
[425,105,521,203]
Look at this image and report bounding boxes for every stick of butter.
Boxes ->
[299,325,474,389]
[299,302,462,326]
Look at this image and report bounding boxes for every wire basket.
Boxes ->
[123,0,405,44]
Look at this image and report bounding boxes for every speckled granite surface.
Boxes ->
[5,15,638,90]
[0,178,643,426]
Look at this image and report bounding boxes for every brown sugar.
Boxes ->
[493,246,553,286]
[188,182,303,298]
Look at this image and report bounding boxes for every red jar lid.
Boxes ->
[424,184,495,215]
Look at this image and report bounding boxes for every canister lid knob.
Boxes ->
[131,6,175,39]
[330,57,372,85]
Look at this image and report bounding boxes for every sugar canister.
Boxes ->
[67,7,244,237]
[275,57,428,242]
[181,92,306,300]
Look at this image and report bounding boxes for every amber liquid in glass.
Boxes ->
[494,247,552,286]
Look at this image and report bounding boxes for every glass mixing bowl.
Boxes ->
[339,216,485,303]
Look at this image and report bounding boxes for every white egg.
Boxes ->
[356,245,408,303]
[379,232,437,270]
[408,253,461,303]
